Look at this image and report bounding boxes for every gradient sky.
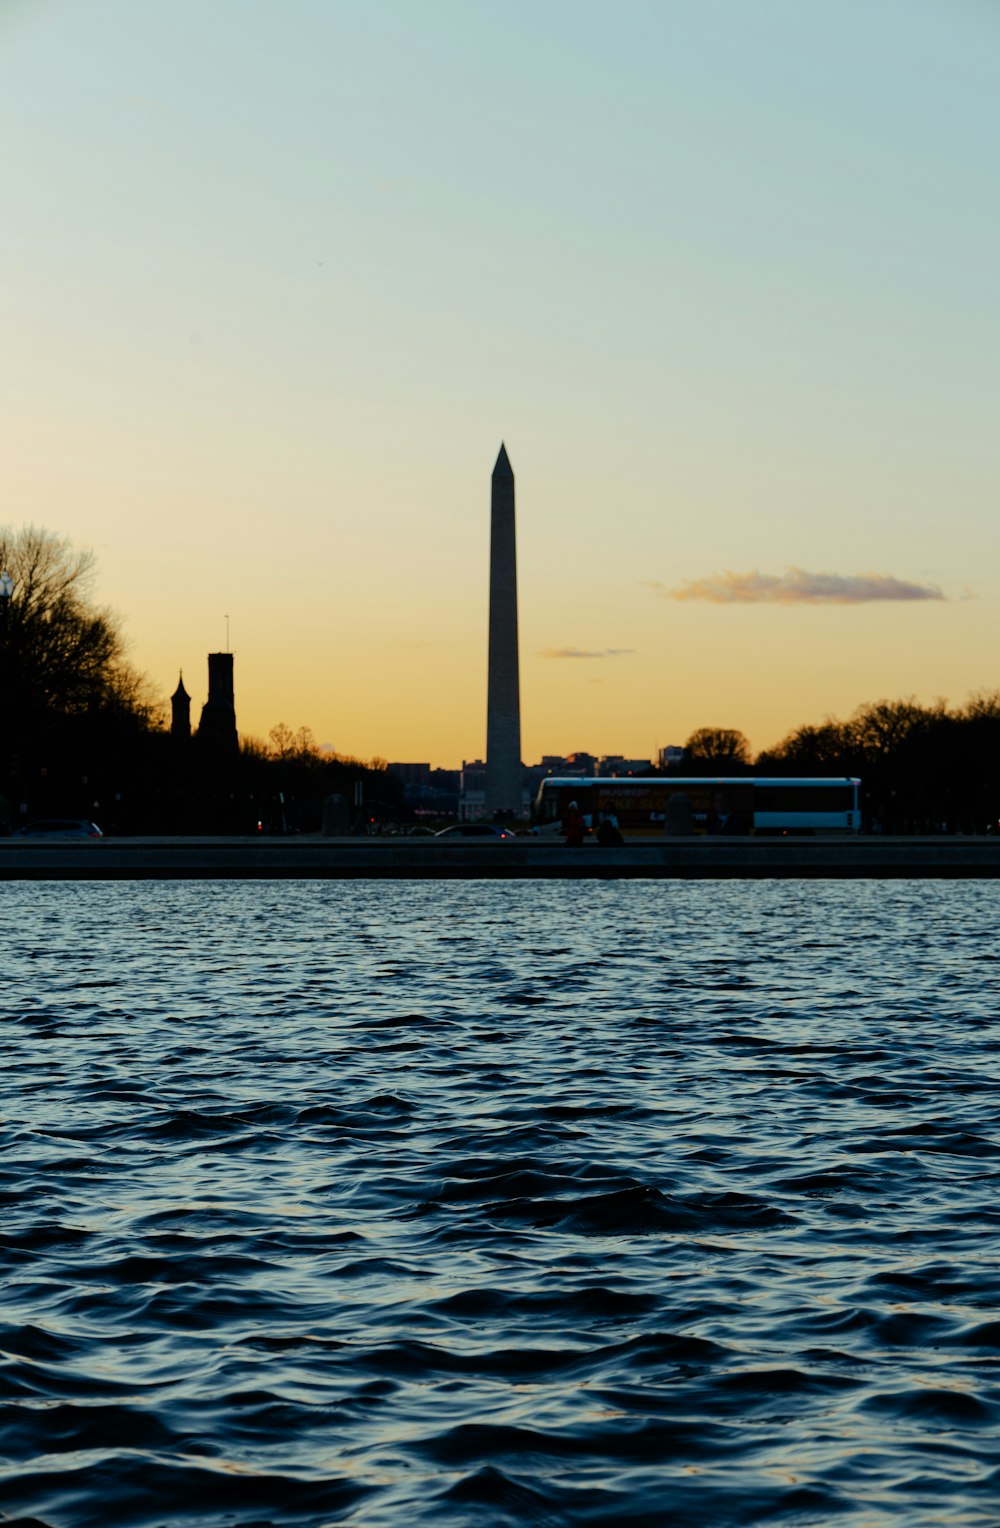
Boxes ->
[2,0,998,766]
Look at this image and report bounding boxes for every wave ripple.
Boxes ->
[2,879,1000,1525]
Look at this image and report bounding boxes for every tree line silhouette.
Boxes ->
[2,527,997,834]
[678,698,1000,833]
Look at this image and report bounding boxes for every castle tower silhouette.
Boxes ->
[197,652,238,754]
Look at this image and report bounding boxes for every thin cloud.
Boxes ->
[541,646,636,659]
[668,568,945,605]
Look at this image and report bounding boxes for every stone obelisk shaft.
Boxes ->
[485,444,522,817]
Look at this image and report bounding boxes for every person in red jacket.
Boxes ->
[562,800,586,846]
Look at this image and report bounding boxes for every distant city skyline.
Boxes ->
[3,1,998,768]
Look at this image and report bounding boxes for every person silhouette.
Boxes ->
[596,811,623,846]
[562,800,586,846]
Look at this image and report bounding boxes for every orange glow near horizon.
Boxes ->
[2,3,998,769]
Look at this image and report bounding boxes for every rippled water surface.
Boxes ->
[3,879,1000,1526]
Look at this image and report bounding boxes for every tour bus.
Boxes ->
[533,777,862,836]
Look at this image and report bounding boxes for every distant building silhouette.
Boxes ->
[386,761,460,817]
[599,754,654,776]
[460,758,486,821]
[197,652,238,754]
[171,673,191,741]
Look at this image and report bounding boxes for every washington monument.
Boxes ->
[485,443,522,816]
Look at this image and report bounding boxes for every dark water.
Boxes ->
[2,880,1000,1527]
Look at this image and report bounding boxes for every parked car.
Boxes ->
[434,823,516,841]
[13,819,104,840]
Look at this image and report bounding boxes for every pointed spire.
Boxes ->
[493,442,513,478]
[170,671,192,743]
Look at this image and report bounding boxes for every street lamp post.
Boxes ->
[1,570,13,667]
[0,571,13,829]
[0,571,12,653]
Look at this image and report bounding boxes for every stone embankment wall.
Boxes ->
[3,837,1000,880]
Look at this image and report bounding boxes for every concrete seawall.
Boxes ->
[3,836,1000,879]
